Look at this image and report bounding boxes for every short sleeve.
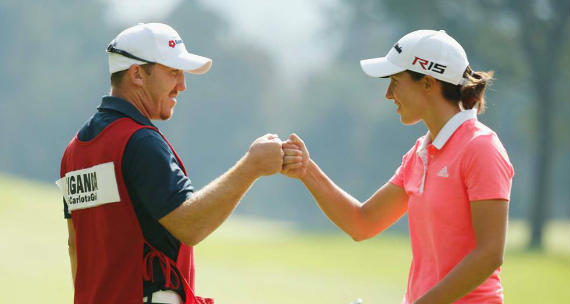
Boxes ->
[123,129,194,220]
[389,143,417,188]
[60,146,72,219]
[462,135,514,202]
[63,198,71,219]
[389,155,407,187]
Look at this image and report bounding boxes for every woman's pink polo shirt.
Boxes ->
[390,110,514,303]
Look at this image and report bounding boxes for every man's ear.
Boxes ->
[126,64,144,87]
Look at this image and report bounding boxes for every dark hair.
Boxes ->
[110,63,155,87]
[407,67,494,114]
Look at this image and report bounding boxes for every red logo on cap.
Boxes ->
[168,40,176,48]
[412,56,447,74]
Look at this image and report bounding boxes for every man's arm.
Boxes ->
[159,134,284,246]
[414,200,508,304]
[66,219,77,285]
[282,134,408,241]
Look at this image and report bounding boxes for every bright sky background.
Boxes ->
[102,0,184,24]
[102,0,346,75]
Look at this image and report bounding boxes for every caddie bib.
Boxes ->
[58,117,212,304]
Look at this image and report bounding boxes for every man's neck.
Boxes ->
[110,87,152,120]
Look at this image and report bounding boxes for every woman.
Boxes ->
[281,30,514,303]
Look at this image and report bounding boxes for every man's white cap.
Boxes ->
[107,23,212,74]
[360,30,469,85]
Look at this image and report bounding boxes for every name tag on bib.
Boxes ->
[56,162,120,212]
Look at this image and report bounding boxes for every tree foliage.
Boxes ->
[0,1,567,237]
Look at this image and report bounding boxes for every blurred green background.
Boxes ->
[0,0,568,302]
[1,174,568,303]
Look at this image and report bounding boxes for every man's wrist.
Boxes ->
[236,153,262,181]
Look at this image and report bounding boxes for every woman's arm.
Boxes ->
[282,134,408,240]
[414,200,508,304]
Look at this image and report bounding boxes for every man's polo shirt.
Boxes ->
[63,96,194,293]
[390,109,514,303]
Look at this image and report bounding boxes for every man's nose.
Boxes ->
[177,72,186,92]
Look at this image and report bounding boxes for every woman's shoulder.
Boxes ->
[396,134,427,166]
[406,134,428,155]
[463,120,511,164]
[467,120,505,147]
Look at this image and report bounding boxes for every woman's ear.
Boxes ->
[422,75,437,92]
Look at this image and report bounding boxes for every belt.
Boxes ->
[143,290,182,304]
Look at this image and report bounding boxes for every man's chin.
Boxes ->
[159,113,173,120]
[157,105,176,120]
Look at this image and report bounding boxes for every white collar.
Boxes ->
[418,109,477,152]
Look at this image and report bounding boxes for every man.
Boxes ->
[56,23,285,304]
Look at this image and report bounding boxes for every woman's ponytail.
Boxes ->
[459,66,494,113]
[407,67,494,113]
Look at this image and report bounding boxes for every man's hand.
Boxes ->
[244,134,284,177]
[281,133,310,179]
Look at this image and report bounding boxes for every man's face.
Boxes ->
[141,64,186,120]
[385,71,427,125]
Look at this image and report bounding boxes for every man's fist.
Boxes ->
[245,134,284,177]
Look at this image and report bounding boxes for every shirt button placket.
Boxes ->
[419,149,428,194]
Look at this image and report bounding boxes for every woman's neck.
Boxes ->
[423,101,461,141]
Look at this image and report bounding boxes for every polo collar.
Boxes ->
[98,96,155,127]
[418,109,477,152]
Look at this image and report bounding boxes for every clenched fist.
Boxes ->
[244,134,284,177]
[281,133,310,179]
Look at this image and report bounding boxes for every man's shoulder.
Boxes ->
[77,110,126,141]
[123,128,175,167]
[128,128,168,150]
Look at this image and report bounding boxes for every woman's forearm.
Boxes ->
[301,160,366,239]
[301,159,408,241]
[414,247,503,304]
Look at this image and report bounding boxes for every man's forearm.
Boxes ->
[159,134,284,246]
[160,154,259,246]
[66,219,77,286]
[69,247,77,285]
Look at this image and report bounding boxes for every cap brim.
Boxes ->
[164,52,212,75]
[360,57,405,78]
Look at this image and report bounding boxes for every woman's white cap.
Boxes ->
[360,30,469,85]
[107,23,212,74]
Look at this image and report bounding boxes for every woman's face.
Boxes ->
[385,71,428,125]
